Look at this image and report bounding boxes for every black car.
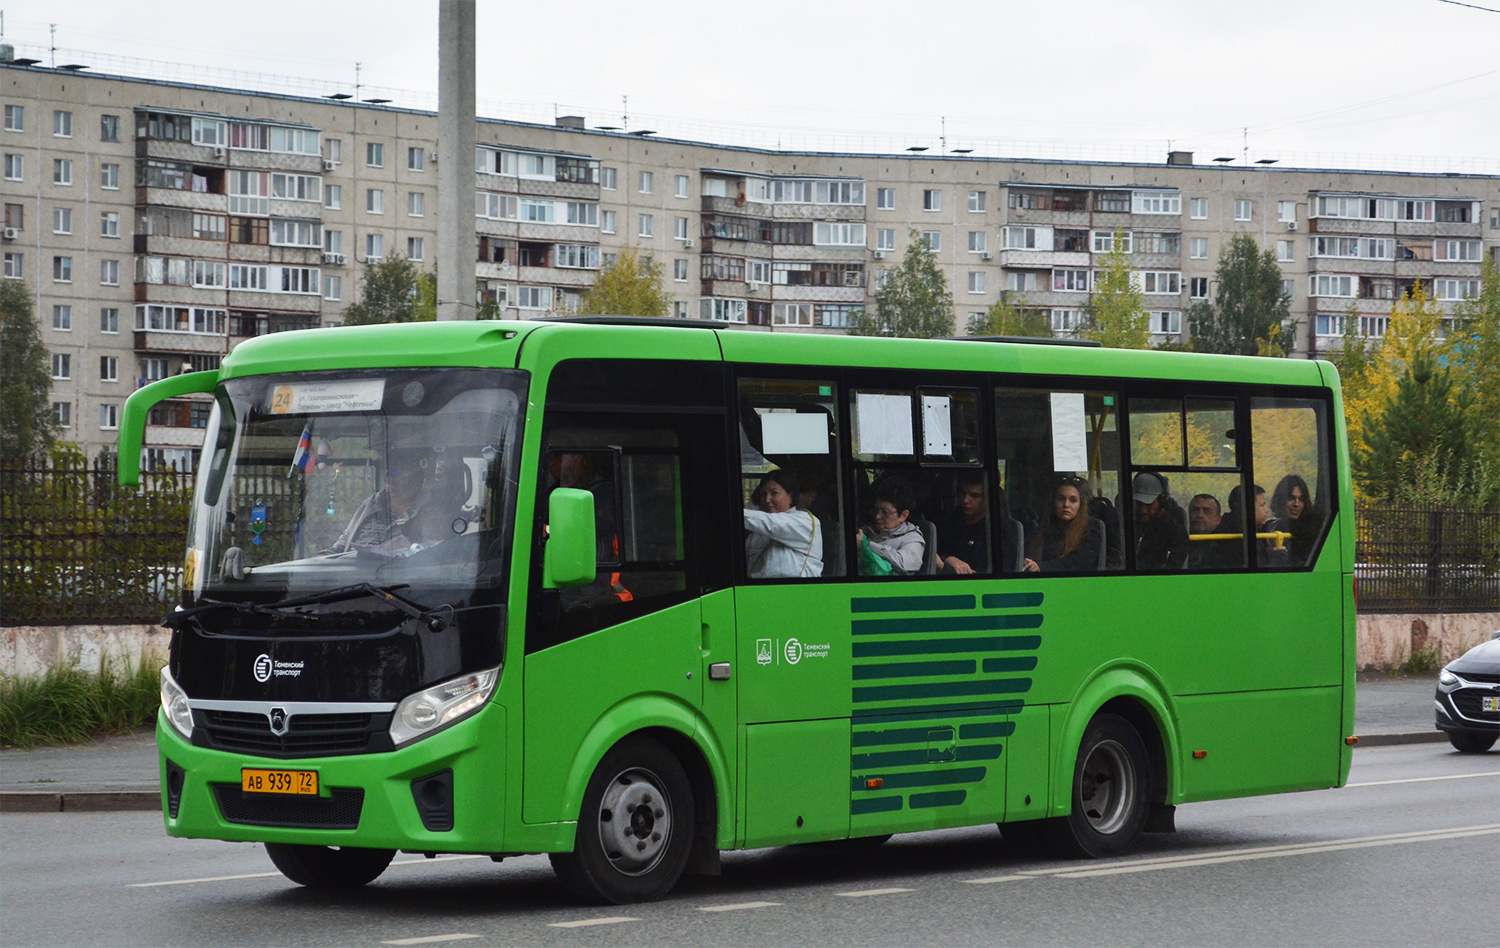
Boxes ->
[1435,633,1500,753]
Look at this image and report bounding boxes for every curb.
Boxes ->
[0,791,159,813]
[1354,730,1449,748]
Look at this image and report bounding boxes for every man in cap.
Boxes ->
[1132,471,1189,570]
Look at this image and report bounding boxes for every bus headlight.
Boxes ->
[160,667,194,739]
[389,667,500,747]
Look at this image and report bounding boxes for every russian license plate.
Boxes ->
[1482,696,1500,713]
[241,768,318,795]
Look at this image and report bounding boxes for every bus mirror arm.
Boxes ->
[118,371,220,486]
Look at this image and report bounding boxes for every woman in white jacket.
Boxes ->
[744,471,823,579]
[857,482,926,575]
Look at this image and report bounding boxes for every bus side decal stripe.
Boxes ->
[851,796,904,815]
[851,614,1043,636]
[852,678,1033,703]
[981,592,1045,609]
[980,656,1040,674]
[852,635,1042,657]
[851,767,988,791]
[852,700,1025,720]
[852,743,1005,769]
[852,720,1013,746]
[957,721,1015,740]
[851,659,976,680]
[851,595,977,613]
[909,790,968,809]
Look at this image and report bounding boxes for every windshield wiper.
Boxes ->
[266,583,452,632]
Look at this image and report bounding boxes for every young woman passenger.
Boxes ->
[743,471,823,579]
[1023,477,1104,573]
[1271,474,1320,565]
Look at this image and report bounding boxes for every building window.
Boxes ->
[53,401,70,428]
[968,190,987,212]
[4,154,21,180]
[324,138,342,165]
[1190,237,1208,259]
[517,285,552,309]
[100,404,119,430]
[1277,201,1296,223]
[323,275,341,300]
[3,252,21,279]
[1053,269,1090,292]
[922,231,941,251]
[53,158,72,185]
[321,184,340,210]
[968,271,986,294]
[2,203,18,230]
[877,188,895,210]
[101,259,119,286]
[100,307,119,333]
[1149,310,1181,334]
[674,258,689,281]
[675,174,690,198]
[1190,276,1209,299]
[407,236,423,261]
[407,147,425,171]
[366,233,383,261]
[1281,279,1295,301]
[1132,190,1182,215]
[876,228,896,252]
[53,304,73,330]
[53,207,72,234]
[1091,230,1132,253]
[601,167,617,190]
[100,162,119,190]
[1139,271,1181,294]
[100,356,118,382]
[639,213,653,237]
[1007,271,1038,292]
[639,171,653,194]
[53,256,72,282]
[324,230,342,254]
[100,114,120,142]
[1190,197,1208,219]
[408,191,424,217]
[367,142,384,167]
[923,189,942,211]
[52,354,71,380]
[3,105,21,131]
[53,110,72,138]
[675,217,689,241]
[1234,200,1252,221]
[601,210,616,234]
[1276,240,1294,262]
[101,211,120,238]
[968,231,988,253]
[366,189,383,214]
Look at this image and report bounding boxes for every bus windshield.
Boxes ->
[184,368,526,615]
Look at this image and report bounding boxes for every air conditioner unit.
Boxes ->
[322,252,346,265]
[1285,221,1297,231]
[212,146,225,157]
[1,227,17,241]
[981,251,993,261]
[872,250,886,260]
[683,238,693,249]
[429,151,438,163]
[323,159,337,171]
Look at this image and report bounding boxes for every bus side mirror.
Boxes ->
[544,488,597,588]
[117,371,220,486]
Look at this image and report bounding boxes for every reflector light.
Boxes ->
[1192,750,1208,759]
[865,778,884,789]
[1345,736,1359,745]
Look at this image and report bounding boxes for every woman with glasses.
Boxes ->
[856,482,925,575]
[1023,477,1104,573]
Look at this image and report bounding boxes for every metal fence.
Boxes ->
[3,463,1497,622]
[1,458,193,624]
[1355,506,1500,614]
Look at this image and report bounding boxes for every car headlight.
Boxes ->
[160,667,194,739]
[1437,669,1460,689]
[389,667,500,747]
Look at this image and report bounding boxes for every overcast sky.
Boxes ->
[5,0,1498,173]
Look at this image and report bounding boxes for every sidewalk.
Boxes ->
[0,677,1445,813]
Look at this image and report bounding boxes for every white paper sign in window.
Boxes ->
[1050,392,1088,471]
[856,393,914,455]
[271,379,385,414]
[760,411,829,455]
[921,395,952,455]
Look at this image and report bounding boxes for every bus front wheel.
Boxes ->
[1054,713,1150,858]
[264,843,395,888]
[550,736,695,904]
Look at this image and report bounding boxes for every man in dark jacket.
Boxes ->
[1132,471,1189,569]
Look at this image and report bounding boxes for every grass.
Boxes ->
[0,658,160,750]
[1405,644,1443,675]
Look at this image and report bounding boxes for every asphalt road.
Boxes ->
[2,743,1496,948]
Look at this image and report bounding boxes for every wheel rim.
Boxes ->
[1079,739,1137,835]
[595,767,673,876]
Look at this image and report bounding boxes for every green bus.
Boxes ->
[119,318,1355,904]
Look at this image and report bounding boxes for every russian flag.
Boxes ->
[288,424,314,476]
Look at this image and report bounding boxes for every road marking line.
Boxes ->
[698,901,783,912]
[381,935,481,945]
[962,874,1034,885]
[1348,771,1500,787]
[1053,826,1500,879]
[548,917,638,928]
[835,887,914,897]
[128,853,489,888]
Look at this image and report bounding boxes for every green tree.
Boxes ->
[340,254,428,326]
[0,280,57,461]
[577,246,670,317]
[851,229,953,338]
[1356,350,1478,502]
[1446,257,1500,472]
[1188,234,1290,356]
[971,294,1053,338]
[1083,231,1149,349]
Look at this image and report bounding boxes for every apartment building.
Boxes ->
[4,61,1498,462]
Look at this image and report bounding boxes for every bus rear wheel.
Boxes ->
[264,843,395,888]
[550,736,695,904]
[1053,713,1150,858]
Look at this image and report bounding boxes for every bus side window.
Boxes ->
[1251,396,1331,568]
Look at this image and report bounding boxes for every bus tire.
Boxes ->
[1053,713,1150,858]
[264,843,395,888]
[550,736,695,904]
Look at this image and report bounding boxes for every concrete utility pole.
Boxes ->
[437,0,476,321]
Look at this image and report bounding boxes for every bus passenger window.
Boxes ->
[1252,397,1331,568]
[995,387,1123,573]
[738,378,844,579]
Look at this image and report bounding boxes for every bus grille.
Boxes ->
[213,784,364,829]
[197,709,392,758]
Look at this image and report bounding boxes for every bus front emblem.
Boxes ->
[268,707,290,736]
